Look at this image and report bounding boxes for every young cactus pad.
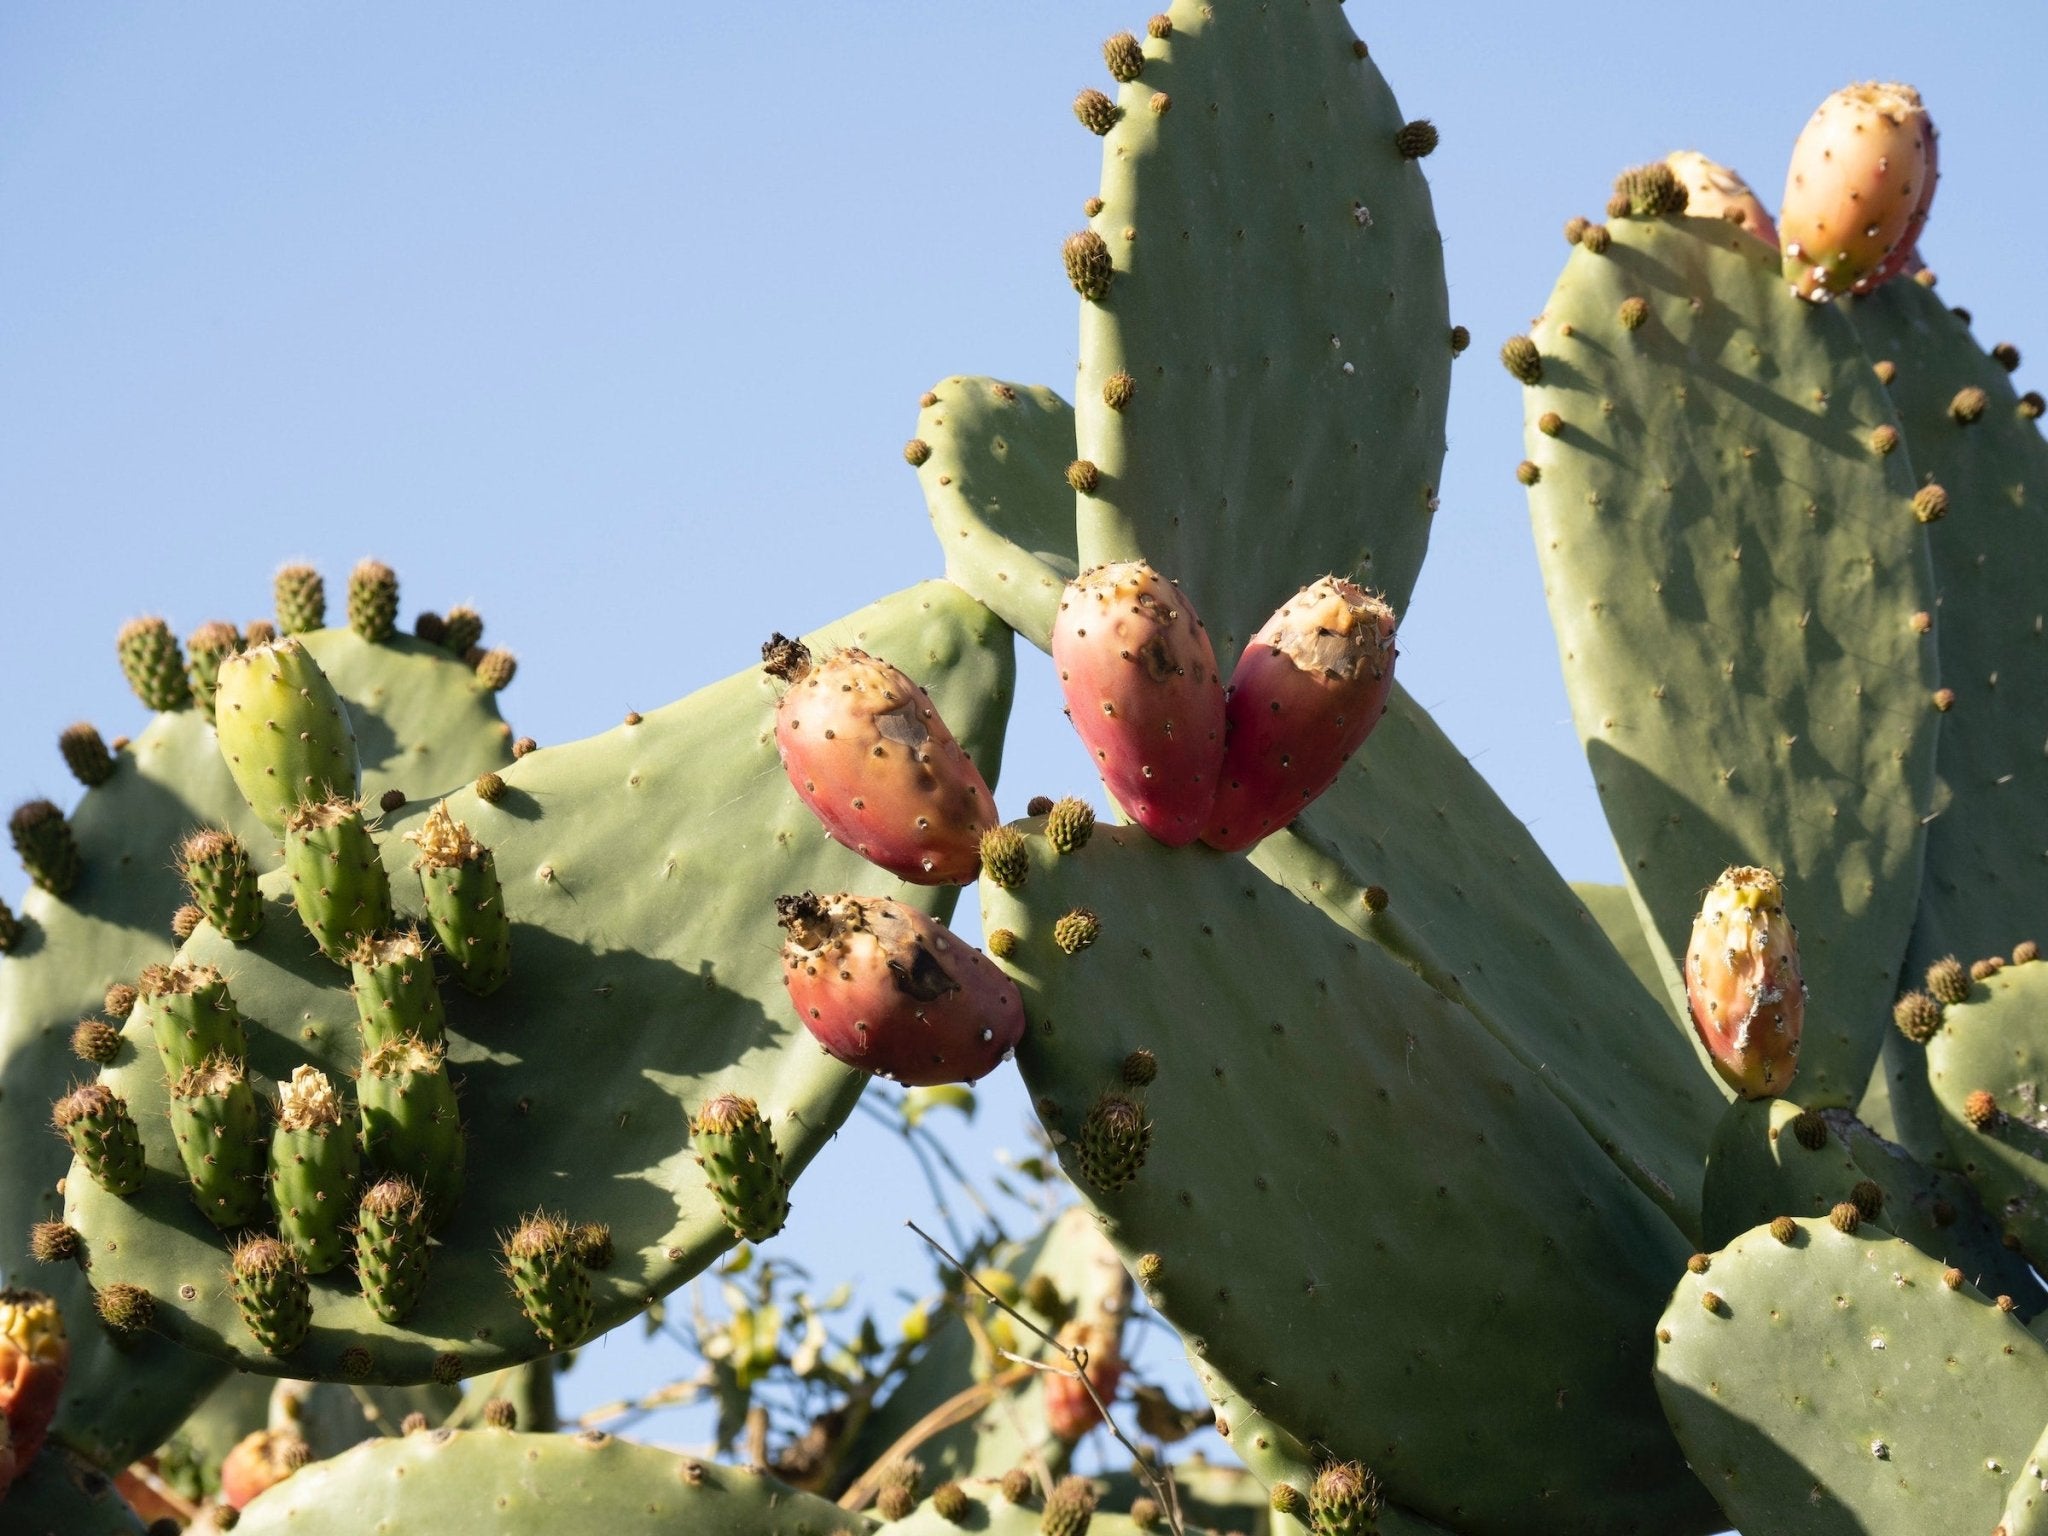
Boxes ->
[59,582,1014,1384]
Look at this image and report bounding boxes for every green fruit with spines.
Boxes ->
[1062,231,1113,301]
[268,1066,361,1275]
[1893,991,1942,1042]
[138,961,248,1079]
[1308,1462,1382,1536]
[359,1036,464,1231]
[10,800,80,898]
[184,619,242,722]
[230,1235,311,1356]
[169,1054,268,1230]
[405,804,509,996]
[52,1084,146,1196]
[273,565,326,634]
[348,928,447,1050]
[179,829,264,943]
[283,797,393,962]
[500,1213,591,1350]
[690,1093,789,1243]
[215,637,362,832]
[439,605,484,656]
[347,560,400,642]
[355,1176,432,1325]
[59,723,115,788]
[116,616,193,712]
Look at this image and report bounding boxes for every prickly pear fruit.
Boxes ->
[1780,82,1933,300]
[356,1176,432,1324]
[1200,579,1398,852]
[1052,563,1226,846]
[117,616,193,712]
[53,1082,147,1196]
[185,620,242,721]
[215,637,361,832]
[179,829,264,943]
[500,1213,592,1350]
[229,1235,311,1356]
[1664,150,1778,246]
[273,564,326,634]
[359,1036,464,1229]
[690,1092,791,1242]
[777,892,1025,1086]
[139,961,248,1078]
[347,559,399,642]
[220,1427,311,1509]
[1307,1462,1383,1536]
[283,796,393,961]
[1684,865,1805,1099]
[405,803,510,996]
[269,1066,361,1274]
[440,604,484,656]
[1871,103,1940,286]
[349,929,447,1050]
[764,636,997,885]
[0,1287,69,1467]
[9,800,80,898]
[170,1055,268,1229]
[1044,1319,1124,1443]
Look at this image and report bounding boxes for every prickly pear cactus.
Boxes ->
[1922,958,2048,1258]
[60,583,1012,1383]
[1070,0,1451,651]
[0,1445,148,1536]
[888,1476,1166,1536]
[1656,1216,2048,1535]
[1999,1420,2048,1536]
[1521,211,1940,1107]
[1572,880,1685,1024]
[981,826,1719,1535]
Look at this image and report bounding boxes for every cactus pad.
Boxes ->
[1924,959,2048,1261]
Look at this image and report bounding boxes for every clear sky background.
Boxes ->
[3,0,2044,1465]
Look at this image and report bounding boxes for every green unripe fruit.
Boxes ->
[138,961,248,1078]
[71,1017,121,1064]
[980,826,1029,890]
[501,1213,593,1350]
[10,799,80,897]
[116,616,193,712]
[269,1066,362,1275]
[474,771,505,804]
[356,1176,432,1325]
[347,559,400,641]
[179,828,264,942]
[1063,231,1114,302]
[360,1036,465,1230]
[440,605,484,656]
[407,802,511,996]
[284,797,393,962]
[1308,1462,1382,1536]
[59,722,115,787]
[349,928,448,1050]
[273,564,326,634]
[1393,119,1437,159]
[691,1093,790,1242]
[53,1083,146,1196]
[216,637,361,831]
[230,1235,311,1356]
[474,649,517,692]
[1074,89,1121,136]
[1500,335,1542,384]
[184,620,242,722]
[1075,1091,1150,1192]
[1045,797,1095,853]
[169,1055,268,1229]
[1041,1476,1097,1536]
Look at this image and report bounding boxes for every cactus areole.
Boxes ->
[777,892,1024,1085]
[1684,866,1805,1098]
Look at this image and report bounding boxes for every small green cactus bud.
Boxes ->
[347,559,400,641]
[441,605,485,656]
[1041,1477,1097,1536]
[1064,231,1114,302]
[1949,386,1989,425]
[1449,324,1470,354]
[1606,191,1631,218]
[273,565,326,634]
[59,723,114,787]
[104,982,136,1019]
[179,828,263,943]
[987,928,1018,959]
[185,620,243,721]
[1103,31,1144,82]
[475,649,518,692]
[1828,1201,1861,1234]
[94,1281,155,1338]
[414,611,447,644]
[72,1017,121,1063]
[29,1220,79,1264]
[1074,89,1121,136]
[1001,1467,1036,1504]
[1053,909,1100,955]
[1789,1109,1829,1151]
[1699,1290,1723,1314]
[1564,216,1589,245]
[1102,371,1136,410]
[1942,1266,1966,1289]
[1768,1216,1798,1244]
[117,616,193,712]
[878,1487,918,1522]
[483,1397,517,1429]
[1129,1498,1162,1531]
[1911,484,1949,522]
[1849,1179,1884,1220]
[879,1457,924,1503]
[1121,1049,1157,1087]
[1066,459,1102,493]
[244,619,279,647]
[1083,196,1104,217]
[1515,460,1541,486]
[1618,296,1649,331]
[231,1235,312,1356]
[1892,991,1943,1043]
[2015,941,2039,965]
[1964,1090,2002,1131]
[692,1093,790,1242]
[1270,1484,1304,1517]
[11,800,80,898]
[379,788,407,814]
[1045,797,1095,853]
[1136,1252,1163,1283]
[1927,955,1971,1005]
[1146,14,1171,39]
[1393,119,1437,159]
[1075,1091,1151,1192]
[1869,424,1900,455]
[501,1211,593,1349]
[1307,1462,1382,1536]
[980,826,1028,890]
[475,771,506,804]
[1537,411,1563,437]
[1499,335,1542,385]
[904,439,932,466]
[357,1176,432,1325]
[1614,160,1688,217]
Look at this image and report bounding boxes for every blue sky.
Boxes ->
[3,0,2043,1458]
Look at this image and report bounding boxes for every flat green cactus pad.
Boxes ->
[1571,881,1685,1026]
[913,378,1080,651]
[233,1428,861,1535]
[981,827,1718,1536]
[62,582,1013,1383]
[0,1446,148,1536]
[1656,1216,2048,1536]
[1094,1456,1277,1536]
[1999,1420,2048,1536]
[1924,959,2048,1260]
[889,1477,1176,1536]
[1522,213,1939,1107]
[1072,0,1450,652]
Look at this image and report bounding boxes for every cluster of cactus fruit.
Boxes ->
[3,4,2046,1533]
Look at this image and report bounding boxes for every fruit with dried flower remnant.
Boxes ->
[1684,866,1805,1099]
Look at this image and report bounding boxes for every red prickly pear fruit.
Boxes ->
[777,892,1024,1086]
[1044,1319,1125,1442]
[1051,563,1226,847]
[1201,579,1397,853]
[1664,150,1778,247]
[1779,82,1932,301]
[1870,106,1939,287]
[1684,866,1805,1099]
[0,1287,69,1469]
[765,636,997,885]
[220,1428,311,1509]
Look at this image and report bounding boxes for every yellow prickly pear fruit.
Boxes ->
[1684,866,1805,1099]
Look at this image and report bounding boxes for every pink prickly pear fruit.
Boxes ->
[1665,150,1778,248]
[1051,562,1226,846]
[0,1288,68,1470]
[1201,579,1397,853]
[1684,866,1805,1099]
[1044,1319,1125,1442]
[1779,82,1933,301]
[1870,102,1939,287]
[764,636,997,885]
[777,892,1025,1086]
[219,1428,311,1509]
